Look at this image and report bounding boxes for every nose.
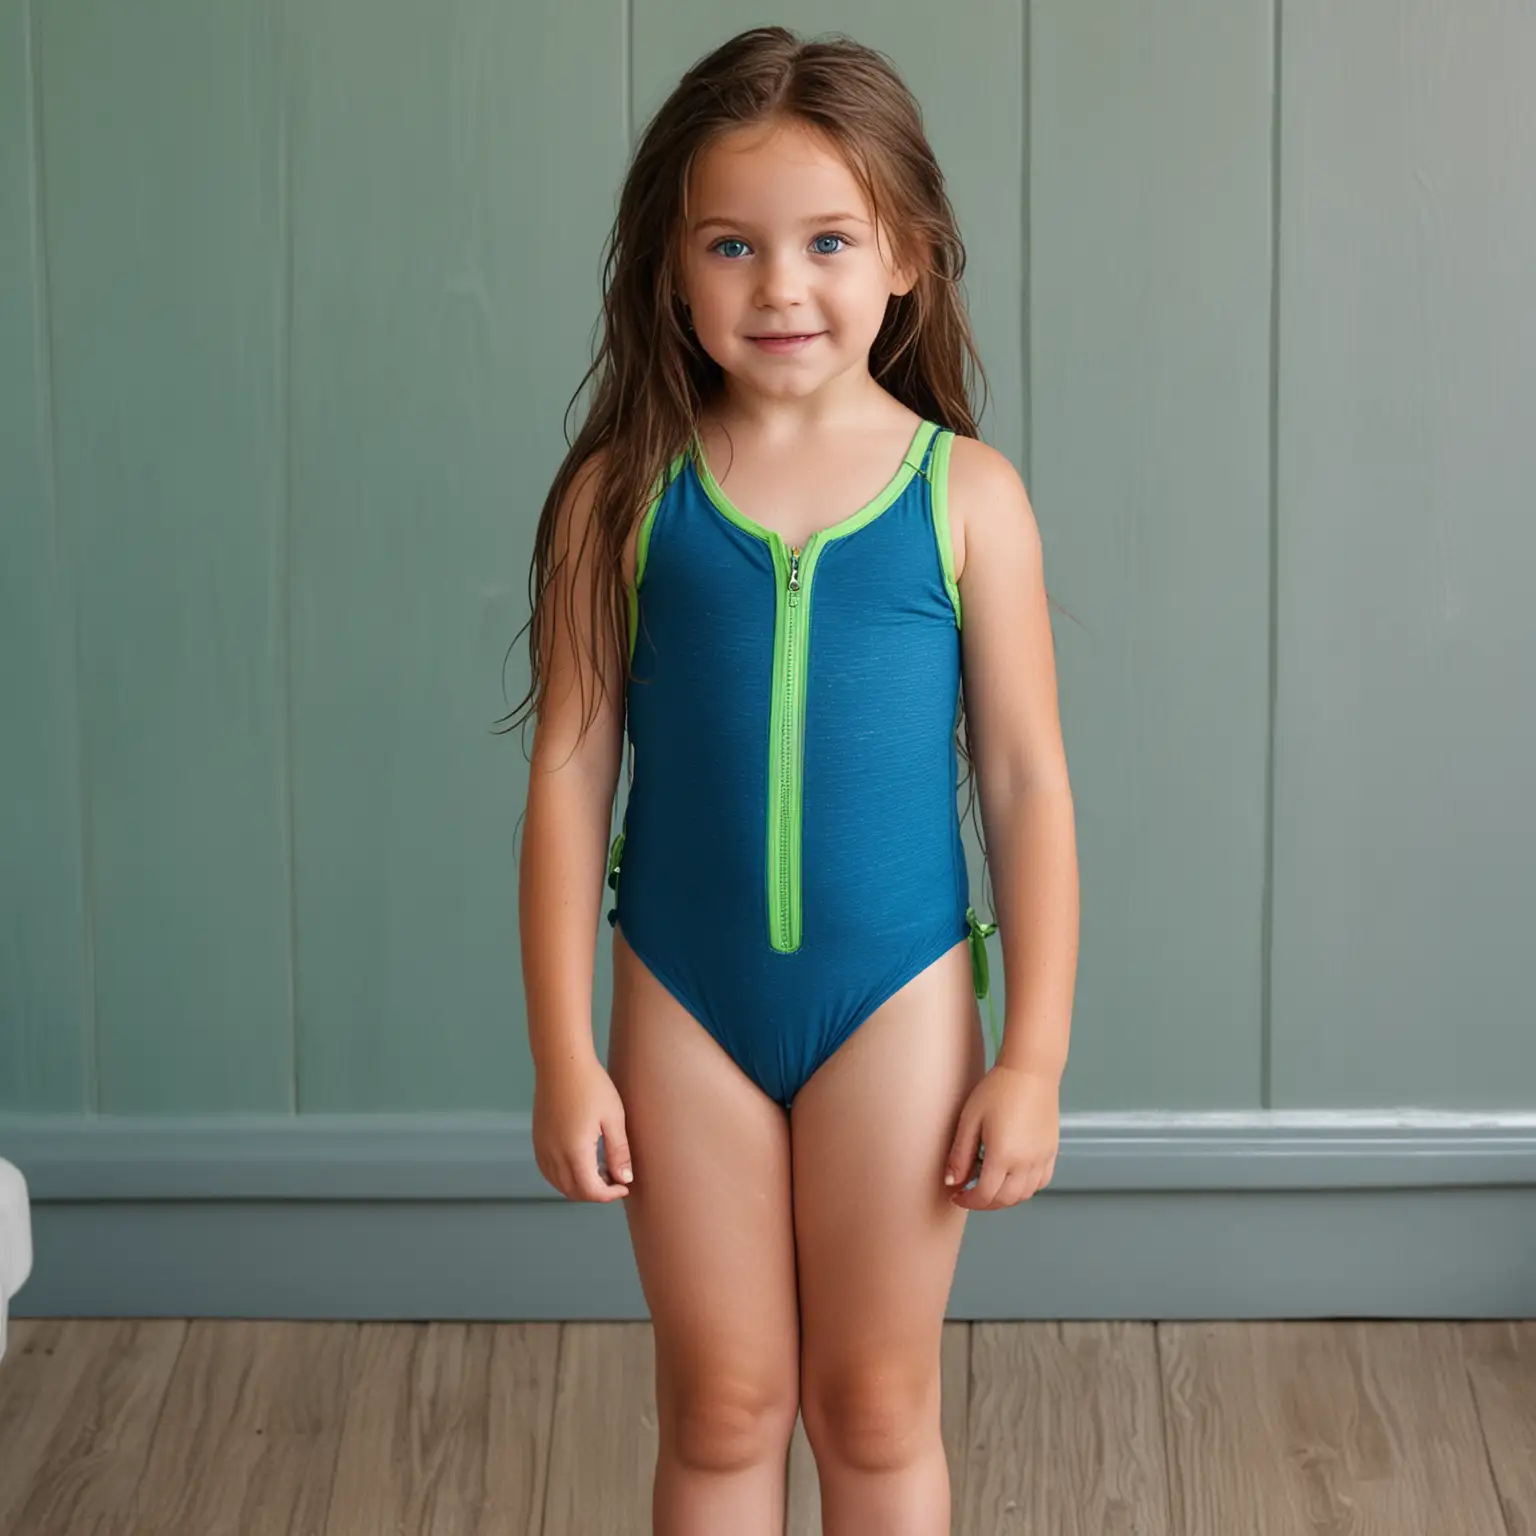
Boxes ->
[753,247,805,311]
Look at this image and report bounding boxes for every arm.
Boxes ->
[519,453,632,1199]
[950,437,1079,1084]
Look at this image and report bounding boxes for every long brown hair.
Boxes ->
[495,24,990,741]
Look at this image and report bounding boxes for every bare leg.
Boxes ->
[607,926,801,1536]
[790,939,985,1536]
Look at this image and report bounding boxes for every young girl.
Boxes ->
[513,25,1079,1535]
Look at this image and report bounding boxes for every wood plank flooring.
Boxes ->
[1,1319,1531,1533]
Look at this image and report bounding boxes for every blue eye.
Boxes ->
[812,233,847,255]
[711,238,750,259]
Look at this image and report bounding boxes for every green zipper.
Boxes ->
[767,536,816,951]
[686,419,940,955]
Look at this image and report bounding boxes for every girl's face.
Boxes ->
[677,118,916,403]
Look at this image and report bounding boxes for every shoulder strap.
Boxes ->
[904,418,943,478]
[926,430,962,628]
[627,450,686,664]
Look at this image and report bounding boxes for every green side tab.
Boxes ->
[966,905,1000,1055]
[605,829,625,928]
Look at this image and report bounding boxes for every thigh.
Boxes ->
[607,925,801,1412]
[789,940,985,1410]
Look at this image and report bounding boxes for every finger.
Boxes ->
[945,1117,981,1188]
[570,1148,628,1202]
[984,1169,1037,1210]
[600,1119,634,1185]
[948,1147,987,1202]
[958,1152,1009,1209]
[950,1178,988,1210]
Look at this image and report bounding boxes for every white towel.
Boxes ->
[0,1158,34,1364]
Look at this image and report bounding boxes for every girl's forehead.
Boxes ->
[686,119,873,223]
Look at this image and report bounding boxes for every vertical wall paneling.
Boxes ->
[5,0,1534,1134]
[0,0,90,1110]
[37,0,293,1111]
[287,0,628,1110]
[1030,0,1275,1106]
[1271,1,1536,1105]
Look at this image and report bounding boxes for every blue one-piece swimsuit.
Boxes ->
[609,417,993,1107]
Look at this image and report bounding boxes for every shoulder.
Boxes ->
[941,433,1036,580]
[552,447,610,547]
[572,444,614,507]
[551,444,627,574]
[554,442,688,587]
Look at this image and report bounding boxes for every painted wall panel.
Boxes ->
[0,0,89,1111]
[1272,0,1536,1105]
[36,0,293,1111]
[286,0,627,1110]
[2,1,1531,1125]
[1031,0,1275,1107]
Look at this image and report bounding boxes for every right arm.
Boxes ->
[519,451,633,1201]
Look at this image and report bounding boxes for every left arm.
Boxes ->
[933,436,1081,1210]
[942,436,1080,1206]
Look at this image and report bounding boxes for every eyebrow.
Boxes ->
[691,212,870,233]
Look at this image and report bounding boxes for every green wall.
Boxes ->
[5,0,1534,1123]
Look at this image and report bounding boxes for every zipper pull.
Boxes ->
[788,547,801,598]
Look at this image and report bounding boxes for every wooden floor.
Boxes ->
[1,1318,1532,1533]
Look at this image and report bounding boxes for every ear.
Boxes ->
[888,234,927,299]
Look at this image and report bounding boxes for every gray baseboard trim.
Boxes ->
[5,1113,1535,1319]
[6,1109,1536,1200]
[11,1188,1535,1320]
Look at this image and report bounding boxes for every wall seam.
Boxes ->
[1262,0,1284,1110]
[1020,0,1031,485]
[623,0,633,147]
[277,0,300,1115]
[27,0,98,1114]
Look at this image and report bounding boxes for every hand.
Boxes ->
[532,1055,634,1202]
[944,1064,1060,1210]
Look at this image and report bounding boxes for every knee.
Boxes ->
[662,1375,799,1473]
[801,1366,939,1473]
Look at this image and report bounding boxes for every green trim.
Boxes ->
[689,419,940,952]
[929,429,962,628]
[690,418,939,546]
[626,453,684,663]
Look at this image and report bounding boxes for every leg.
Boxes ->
[607,925,801,1536]
[790,939,986,1536]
